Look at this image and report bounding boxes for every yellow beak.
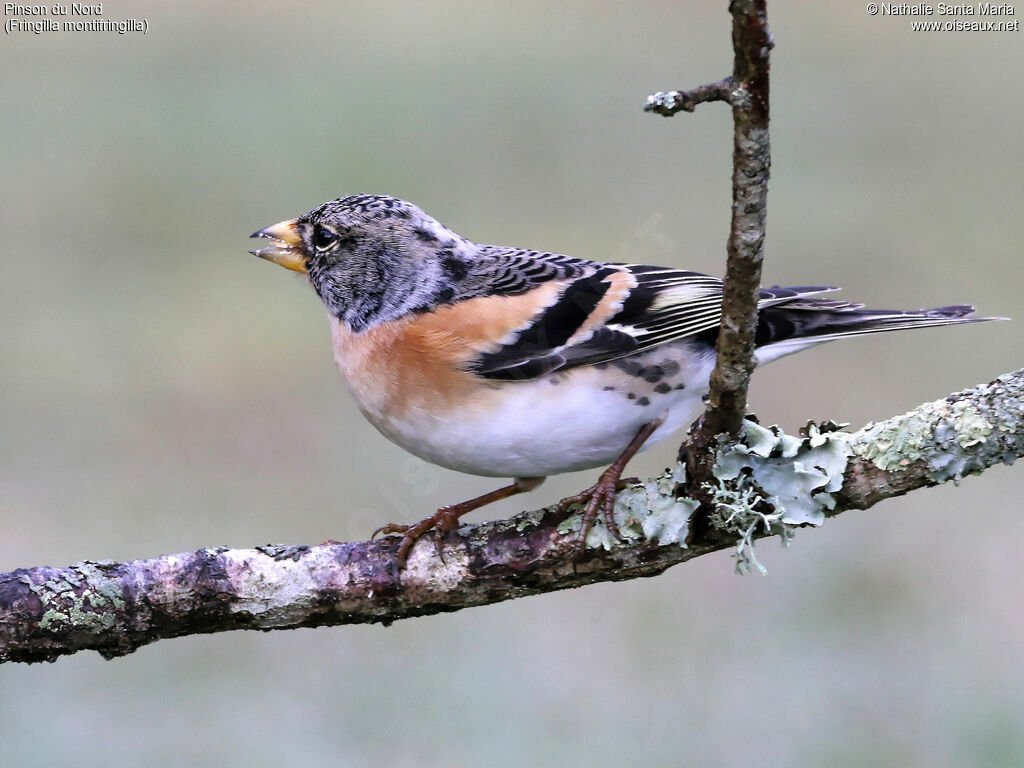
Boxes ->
[249,218,307,273]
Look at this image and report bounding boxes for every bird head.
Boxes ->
[251,195,470,332]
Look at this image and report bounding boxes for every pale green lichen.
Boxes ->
[558,421,851,566]
[708,420,852,573]
[31,562,124,633]
[853,372,1023,484]
[713,420,851,526]
[852,414,935,471]
[709,478,794,575]
[952,403,993,447]
[513,507,549,532]
[557,466,697,550]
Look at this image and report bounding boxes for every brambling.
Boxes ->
[251,194,995,568]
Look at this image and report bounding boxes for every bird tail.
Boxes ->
[754,297,1006,365]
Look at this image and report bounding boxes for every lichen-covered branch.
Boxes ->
[2,367,1021,665]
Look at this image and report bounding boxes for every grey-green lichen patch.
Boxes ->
[709,420,852,573]
[854,410,937,471]
[640,469,699,547]
[557,466,698,550]
[31,562,124,633]
[513,506,549,532]
[853,371,1023,484]
[953,404,993,447]
[714,420,851,526]
[709,477,793,575]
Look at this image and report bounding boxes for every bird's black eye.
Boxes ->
[313,226,338,250]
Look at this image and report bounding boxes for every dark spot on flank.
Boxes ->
[435,286,455,304]
[413,227,438,243]
[675,383,687,390]
[548,377,560,385]
[635,396,651,407]
[627,393,636,400]
[661,361,681,377]
[643,366,665,383]
[602,386,615,391]
[654,382,671,394]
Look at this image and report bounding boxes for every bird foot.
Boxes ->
[369,478,541,575]
[555,472,640,555]
[372,505,465,570]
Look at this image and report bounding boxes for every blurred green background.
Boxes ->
[2,2,1022,766]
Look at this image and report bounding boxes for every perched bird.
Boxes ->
[251,194,995,567]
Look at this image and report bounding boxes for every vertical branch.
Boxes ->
[644,2,772,442]
[644,1,772,534]
[699,0,772,441]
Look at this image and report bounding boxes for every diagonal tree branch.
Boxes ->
[2,367,1021,664]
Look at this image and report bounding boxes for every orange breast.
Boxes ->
[329,282,562,421]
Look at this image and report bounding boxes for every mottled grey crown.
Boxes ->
[293,195,473,332]
[307,194,424,225]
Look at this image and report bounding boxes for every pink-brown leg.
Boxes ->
[555,417,664,554]
[373,476,545,570]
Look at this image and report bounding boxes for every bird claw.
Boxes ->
[430,507,465,564]
[555,473,639,555]
[371,522,412,539]
[372,506,465,570]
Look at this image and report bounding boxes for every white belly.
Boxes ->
[354,345,715,479]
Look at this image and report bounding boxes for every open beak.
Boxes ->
[250,218,307,273]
